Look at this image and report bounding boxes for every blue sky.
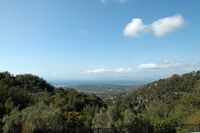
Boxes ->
[0,0,200,81]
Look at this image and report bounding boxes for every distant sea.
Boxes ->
[49,80,147,87]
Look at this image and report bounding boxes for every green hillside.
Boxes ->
[0,72,104,133]
[92,71,200,132]
[1,71,200,133]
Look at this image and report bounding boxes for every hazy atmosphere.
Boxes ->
[1,0,200,81]
[1,1,200,133]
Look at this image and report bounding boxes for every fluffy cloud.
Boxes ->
[123,18,148,37]
[84,61,183,74]
[123,14,185,38]
[151,14,185,37]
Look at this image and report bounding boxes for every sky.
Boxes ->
[0,0,200,81]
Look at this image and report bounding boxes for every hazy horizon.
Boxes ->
[1,0,200,81]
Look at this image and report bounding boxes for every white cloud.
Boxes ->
[123,18,148,37]
[123,14,185,38]
[137,63,157,69]
[113,68,133,73]
[84,61,184,74]
[85,68,108,74]
[84,67,135,74]
[151,14,185,37]
[137,61,180,70]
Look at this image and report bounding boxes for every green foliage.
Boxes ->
[115,71,200,126]
[91,71,200,132]
[51,88,104,112]
[92,107,108,128]
[121,109,135,126]
[151,120,176,133]
[16,74,54,92]
[184,111,200,124]
[2,103,64,133]
[0,71,104,131]
[2,107,22,133]
[83,105,99,127]
[1,71,200,132]
[21,104,63,133]
[63,112,87,128]
[92,104,143,128]
[176,127,189,133]
[4,98,15,113]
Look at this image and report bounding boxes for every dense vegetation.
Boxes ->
[0,71,200,133]
[0,72,104,132]
[93,71,200,132]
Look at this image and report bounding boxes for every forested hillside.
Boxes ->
[1,71,200,133]
[0,72,104,133]
[92,71,200,132]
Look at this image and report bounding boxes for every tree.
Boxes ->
[83,105,99,128]
[2,103,64,133]
[121,109,135,126]
[2,108,22,133]
[92,108,108,128]
[63,112,87,128]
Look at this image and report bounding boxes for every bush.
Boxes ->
[2,103,64,133]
